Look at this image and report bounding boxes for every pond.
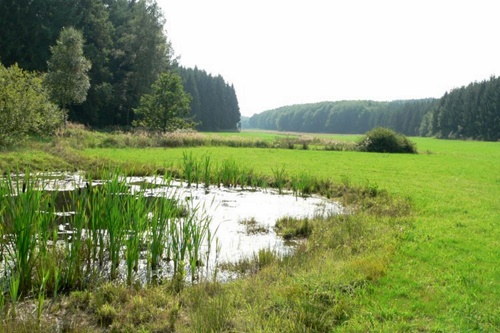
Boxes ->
[1,172,342,284]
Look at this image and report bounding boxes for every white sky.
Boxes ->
[159,0,500,117]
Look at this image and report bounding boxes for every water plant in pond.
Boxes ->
[220,159,239,188]
[202,154,212,189]
[182,151,196,187]
[297,172,315,197]
[1,172,47,294]
[275,216,313,240]
[239,217,269,235]
[149,192,177,272]
[0,169,217,306]
[272,165,287,194]
[9,273,20,318]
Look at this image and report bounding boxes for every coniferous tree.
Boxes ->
[178,67,240,131]
[0,0,172,128]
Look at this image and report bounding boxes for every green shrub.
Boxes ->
[357,127,417,153]
[0,63,64,148]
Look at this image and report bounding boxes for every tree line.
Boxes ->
[248,76,500,141]
[424,76,500,141]
[178,67,240,131]
[0,0,240,131]
[248,99,436,136]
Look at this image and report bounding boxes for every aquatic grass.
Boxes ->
[182,151,196,187]
[297,172,314,197]
[0,280,5,316]
[9,273,19,318]
[0,169,217,300]
[271,165,287,194]
[275,216,312,240]
[187,207,212,283]
[248,169,260,190]
[219,159,239,188]
[124,191,148,286]
[102,174,129,280]
[202,154,212,189]
[239,217,269,235]
[2,171,44,294]
[37,269,50,324]
[149,196,176,272]
[58,187,88,290]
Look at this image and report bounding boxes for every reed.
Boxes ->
[101,174,128,280]
[9,273,19,318]
[220,159,239,188]
[202,154,212,189]
[149,196,176,272]
[0,167,219,317]
[0,280,4,315]
[297,172,315,197]
[61,187,86,290]
[182,151,196,187]
[187,204,212,283]
[124,191,148,286]
[2,172,41,294]
[37,269,50,323]
[271,165,287,194]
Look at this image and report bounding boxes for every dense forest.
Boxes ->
[178,67,240,131]
[248,99,437,136]
[248,76,500,141]
[427,76,500,141]
[0,0,240,130]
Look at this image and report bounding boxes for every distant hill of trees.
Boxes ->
[248,76,500,141]
[249,99,436,136]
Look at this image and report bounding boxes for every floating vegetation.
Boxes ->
[239,217,270,235]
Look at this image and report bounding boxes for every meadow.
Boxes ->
[0,129,498,332]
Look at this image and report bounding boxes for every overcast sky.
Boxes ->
[159,0,500,117]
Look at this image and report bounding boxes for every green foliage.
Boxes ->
[0,0,175,128]
[45,27,91,109]
[430,76,500,141]
[249,99,437,136]
[133,72,193,132]
[357,127,417,153]
[0,63,63,147]
[179,66,241,131]
[275,217,312,240]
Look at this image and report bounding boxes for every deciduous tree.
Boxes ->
[45,27,92,113]
[133,72,192,132]
[0,63,63,147]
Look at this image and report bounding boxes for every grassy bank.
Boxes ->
[78,138,500,331]
[0,132,498,331]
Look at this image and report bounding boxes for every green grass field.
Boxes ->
[207,129,362,143]
[75,136,500,331]
[1,132,498,331]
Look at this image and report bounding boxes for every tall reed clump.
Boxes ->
[272,165,287,194]
[0,169,215,314]
[1,172,49,295]
[202,154,212,189]
[182,151,196,187]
